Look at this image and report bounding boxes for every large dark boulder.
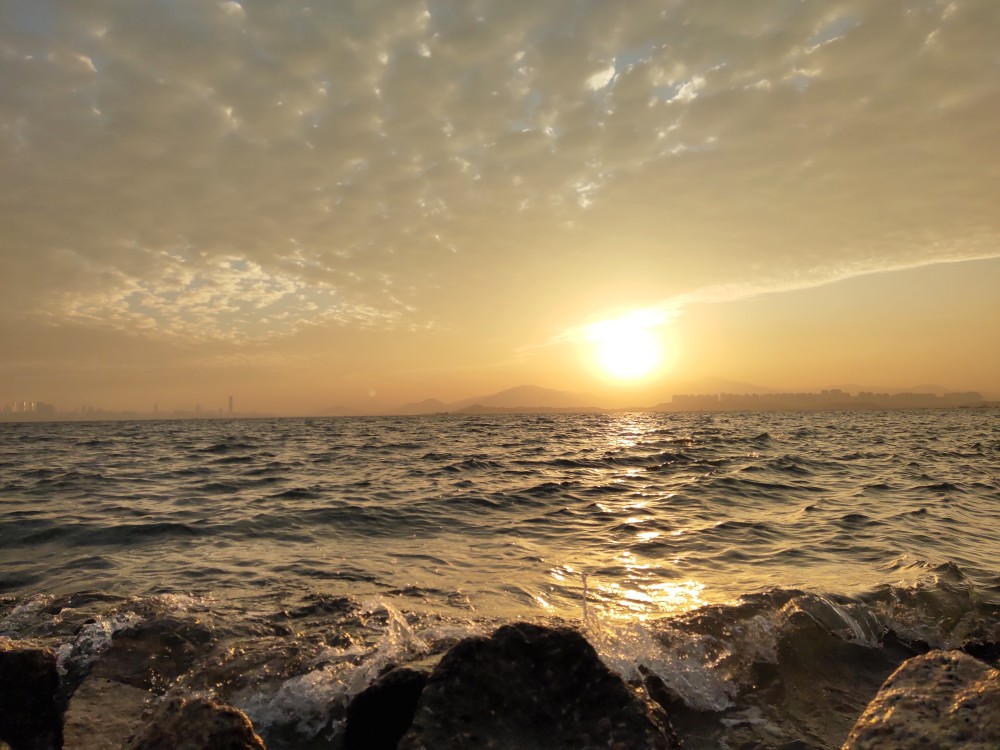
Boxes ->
[0,639,63,750]
[399,622,673,750]
[843,649,1000,749]
[122,695,266,750]
[344,667,428,750]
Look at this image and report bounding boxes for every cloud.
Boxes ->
[1,0,997,347]
[551,305,683,349]
[672,245,1000,309]
[40,245,407,343]
[549,239,1000,349]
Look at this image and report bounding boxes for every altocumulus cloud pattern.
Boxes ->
[1,0,998,343]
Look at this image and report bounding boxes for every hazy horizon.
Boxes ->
[3,377,995,419]
[3,0,998,414]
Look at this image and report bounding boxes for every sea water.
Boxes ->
[1,410,998,747]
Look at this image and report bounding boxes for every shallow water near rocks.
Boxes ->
[2,410,998,748]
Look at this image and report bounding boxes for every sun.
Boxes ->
[586,310,668,381]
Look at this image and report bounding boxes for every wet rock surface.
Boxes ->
[843,649,1000,750]
[344,667,428,750]
[667,610,904,750]
[8,613,1000,750]
[123,695,266,750]
[90,617,214,693]
[399,622,673,750]
[0,639,63,750]
[63,677,152,750]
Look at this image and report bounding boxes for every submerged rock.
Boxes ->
[343,667,428,750]
[123,695,266,750]
[399,622,673,750]
[843,649,1000,750]
[0,639,63,750]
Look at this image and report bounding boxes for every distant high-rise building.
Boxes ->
[228,395,233,414]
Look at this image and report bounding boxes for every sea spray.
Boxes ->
[236,663,353,739]
[584,611,737,711]
[54,610,143,678]
[236,597,466,740]
[347,599,430,693]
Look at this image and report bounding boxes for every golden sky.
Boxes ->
[1,0,998,413]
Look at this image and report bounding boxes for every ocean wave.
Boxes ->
[1,411,998,747]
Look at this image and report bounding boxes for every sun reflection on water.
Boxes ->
[590,574,706,622]
[550,562,707,623]
[531,414,711,627]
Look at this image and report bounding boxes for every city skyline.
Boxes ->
[2,1,998,411]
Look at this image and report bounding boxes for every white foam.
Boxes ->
[56,611,143,676]
[237,663,352,738]
[586,616,736,712]
[236,596,447,738]
[148,592,211,613]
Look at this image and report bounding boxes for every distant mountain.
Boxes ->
[317,404,354,416]
[455,404,607,415]
[448,385,603,411]
[393,398,449,415]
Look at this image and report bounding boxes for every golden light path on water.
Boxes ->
[592,574,708,623]
[525,410,968,626]
[531,413,710,623]
[543,563,707,622]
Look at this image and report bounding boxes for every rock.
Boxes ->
[343,667,428,750]
[123,695,266,750]
[90,617,214,692]
[842,649,1000,750]
[399,622,673,750]
[63,677,152,750]
[0,639,63,750]
[880,629,931,658]
[961,641,1000,667]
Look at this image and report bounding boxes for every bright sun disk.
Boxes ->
[587,310,667,381]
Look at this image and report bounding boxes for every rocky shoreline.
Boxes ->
[2,622,998,750]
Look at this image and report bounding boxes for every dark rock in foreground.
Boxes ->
[0,639,63,750]
[123,695,266,750]
[344,667,428,750]
[842,649,1000,750]
[399,622,674,750]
